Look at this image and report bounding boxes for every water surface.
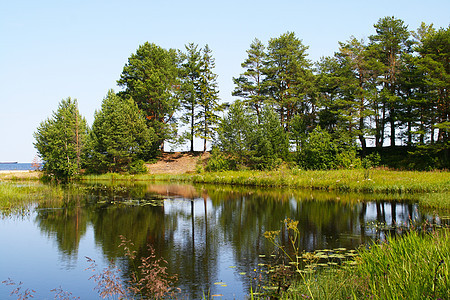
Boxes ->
[0,181,444,299]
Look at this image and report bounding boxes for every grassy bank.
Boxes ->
[0,182,67,215]
[82,169,449,193]
[278,228,450,299]
[82,169,450,212]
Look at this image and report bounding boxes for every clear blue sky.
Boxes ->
[1,0,448,162]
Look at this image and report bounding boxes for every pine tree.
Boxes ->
[179,43,202,152]
[232,38,266,123]
[369,16,412,147]
[86,90,156,173]
[117,42,180,149]
[335,37,382,151]
[195,45,223,152]
[216,100,256,165]
[263,32,315,131]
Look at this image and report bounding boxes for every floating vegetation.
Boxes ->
[96,199,165,207]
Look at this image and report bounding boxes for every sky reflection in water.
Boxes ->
[0,182,441,299]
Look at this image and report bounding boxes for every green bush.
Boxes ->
[128,160,148,174]
[297,127,360,170]
[362,152,381,169]
[205,148,236,171]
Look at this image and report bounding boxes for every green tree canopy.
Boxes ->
[216,100,256,165]
[179,43,203,152]
[117,42,180,149]
[86,90,156,173]
[232,38,266,123]
[263,32,315,130]
[34,97,88,181]
[195,45,223,152]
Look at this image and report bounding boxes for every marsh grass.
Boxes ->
[0,182,56,215]
[280,229,450,299]
[260,219,450,299]
[0,182,85,216]
[417,192,450,210]
[189,169,450,193]
[0,171,41,181]
[82,169,449,194]
[353,229,450,299]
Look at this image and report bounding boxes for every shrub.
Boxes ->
[128,160,148,174]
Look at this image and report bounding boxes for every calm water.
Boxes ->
[0,182,445,299]
[0,163,33,171]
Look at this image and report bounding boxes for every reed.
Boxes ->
[277,228,450,299]
[353,229,450,299]
[0,182,69,215]
[417,192,450,210]
[81,169,450,194]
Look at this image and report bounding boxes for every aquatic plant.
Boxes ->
[261,218,450,299]
[1,278,36,300]
[118,235,179,299]
[353,229,450,299]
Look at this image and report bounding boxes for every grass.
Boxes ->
[81,168,450,193]
[0,181,74,216]
[260,221,450,300]
[352,229,450,299]
[81,168,450,210]
[417,192,450,211]
[0,171,41,181]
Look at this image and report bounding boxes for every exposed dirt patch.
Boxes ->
[146,152,210,175]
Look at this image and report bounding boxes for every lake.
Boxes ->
[0,181,445,299]
[0,163,33,171]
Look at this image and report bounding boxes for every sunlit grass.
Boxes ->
[188,169,449,193]
[81,169,450,193]
[417,192,450,210]
[0,182,67,215]
[273,228,450,299]
[81,169,450,210]
[0,171,41,181]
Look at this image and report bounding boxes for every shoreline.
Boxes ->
[0,170,41,180]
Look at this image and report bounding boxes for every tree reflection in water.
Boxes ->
[34,181,442,299]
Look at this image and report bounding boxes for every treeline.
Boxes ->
[34,16,449,180]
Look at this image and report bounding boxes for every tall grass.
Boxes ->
[189,169,450,193]
[81,169,450,193]
[417,192,450,210]
[0,182,70,216]
[279,228,450,299]
[354,229,449,299]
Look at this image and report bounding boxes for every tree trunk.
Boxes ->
[390,109,396,147]
[190,104,194,152]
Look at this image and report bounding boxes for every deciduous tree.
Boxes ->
[34,98,88,181]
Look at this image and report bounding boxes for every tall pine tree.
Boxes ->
[195,45,223,152]
[179,43,202,152]
[232,38,266,123]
